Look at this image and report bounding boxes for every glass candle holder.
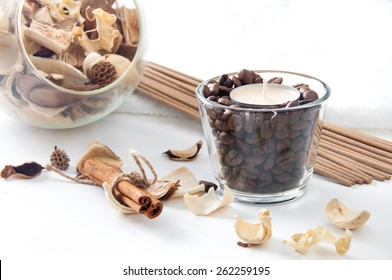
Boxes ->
[0,0,144,129]
[196,70,331,204]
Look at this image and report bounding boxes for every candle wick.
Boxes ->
[262,81,267,100]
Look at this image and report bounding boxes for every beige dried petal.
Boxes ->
[0,31,23,75]
[234,209,272,245]
[163,140,203,161]
[102,182,136,214]
[183,186,233,216]
[77,140,123,175]
[285,225,353,255]
[33,6,54,25]
[146,180,180,200]
[326,198,371,230]
[29,56,90,87]
[153,166,202,197]
[335,229,353,255]
[73,8,122,54]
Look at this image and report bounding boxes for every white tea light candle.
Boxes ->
[230,83,300,107]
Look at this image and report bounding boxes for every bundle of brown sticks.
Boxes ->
[137,61,392,187]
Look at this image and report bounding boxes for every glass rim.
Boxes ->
[195,70,331,112]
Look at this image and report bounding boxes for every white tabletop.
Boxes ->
[1,112,391,262]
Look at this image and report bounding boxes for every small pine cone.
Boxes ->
[88,61,117,87]
[50,146,70,171]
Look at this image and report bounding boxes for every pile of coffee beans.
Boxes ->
[201,69,322,194]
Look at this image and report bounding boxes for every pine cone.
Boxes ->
[88,61,117,88]
[50,146,70,171]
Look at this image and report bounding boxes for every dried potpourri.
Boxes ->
[21,0,140,91]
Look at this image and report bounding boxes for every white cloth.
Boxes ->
[117,0,392,130]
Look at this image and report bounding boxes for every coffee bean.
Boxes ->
[222,109,233,120]
[259,171,273,181]
[290,120,308,130]
[225,150,244,166]
[219,131,235,145]
[274,173,291,183]
[215,119,229,131]
[218,74,229,85]
[232,76,242,87]
[261,120,273,139]
[274,127,290,139]
[245,152,264,165]
[219,86,231,96]
[217,96,233,106]
[276,139,291,153]
[245,133,259,145]
[235,138,251,154]
[228,114,243,132]
[291,137,305,152]
[244,112,256,133]
[268,77,283,84]
[262,141,275,153]
[238,69,254,85]
[240,165,259,180]
[285,100,299,108]
[202,84,211,98]
[208,82,220,95]
[263,154,275,171]
[302,88,319,100]
[223,78,234,88]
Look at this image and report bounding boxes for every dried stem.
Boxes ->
[45,164,99,186]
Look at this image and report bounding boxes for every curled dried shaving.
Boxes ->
[183,186,234,216]
[234,209,272,245]
[73,8,122,54]
[163,140,203,161]
[325,198,371,230]
[285,225,353,255]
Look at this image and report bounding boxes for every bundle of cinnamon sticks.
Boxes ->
[136,62,392,187]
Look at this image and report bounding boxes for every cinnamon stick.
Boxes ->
[83,159,162,219]
[314,164,355,187]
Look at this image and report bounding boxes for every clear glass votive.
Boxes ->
[195,70,331,204]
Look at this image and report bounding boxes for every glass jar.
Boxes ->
[0,0,144,128]
[196,70,331,204]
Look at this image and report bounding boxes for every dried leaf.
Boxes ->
[284,225,353,255]
[163,140,203,161]
[77,140,122,175]
[325,198,371,230]
[234,209,272,245]
[1,162,44,179]
[183,186,234,216]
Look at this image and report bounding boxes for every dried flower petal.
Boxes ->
[77,140,122,175]
[1,162,44,179]
[325,198,371,230]
[285,225,353,255]
[163,140,203,161]
[234,209,272,245]
[183,186,234,216]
